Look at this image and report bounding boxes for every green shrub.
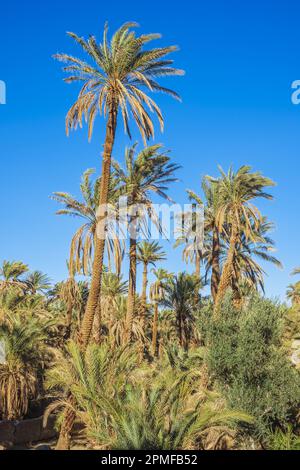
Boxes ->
[205,294,300,440]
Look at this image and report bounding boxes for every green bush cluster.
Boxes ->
[202,295,300,440]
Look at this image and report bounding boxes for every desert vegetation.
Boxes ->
[0,22,300,451]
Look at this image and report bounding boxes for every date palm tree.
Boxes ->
[161,273,201,351]
[137,241,166,324]
[210,166,275,314]
[229,218,282,307]
[287,267,300,305]
[24,271,51,295]
[54,22,183,449]
[149,269,172,356]
[287,283,300,305]
[112,144,179,343]
[54,21,183,352]
[0,261,29,293]
[52,168,123,277]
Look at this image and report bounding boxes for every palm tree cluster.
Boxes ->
[0,21,299,452]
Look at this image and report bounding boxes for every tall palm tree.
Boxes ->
[210,166,275,313]
[54,22,183,449]
[52,168,123,276]
[149,268,172,356]
[112,144,179,343]
[55,22,183,351]
[137,241,166,324]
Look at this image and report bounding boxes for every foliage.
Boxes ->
[46,341,252,450]
[0,313,51,420]
[203,294,300,440]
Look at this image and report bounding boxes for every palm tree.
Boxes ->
[0,261,28,293]
[24,271,51,295]
[174,190,204,280]
[52,169,123,276]
[149,269,172,356]
[287,282,300,305]
[0,313,49,420]
[200,178,223,302]
[113,144,179,343]
[100,272,128,341]
[55,22,183,351]
[161,273,201,351]
[210,166,275,313]
[229,218,282,306]
[137,241,166,324]
[286,267,300,305]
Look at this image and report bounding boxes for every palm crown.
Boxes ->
[54,22,184,142]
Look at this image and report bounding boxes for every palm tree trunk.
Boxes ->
[195,252,201,279]
[79,107,117,349]
[93,299,102,344]
[194,252,201,304]
[152,303,159,356]
[211,228,221,302]
[141,263,148,325]
[214,222,238,316]
[55,394,76,450]
[56,107,117,451]
[126,218,137,343]
[65,301,73,340]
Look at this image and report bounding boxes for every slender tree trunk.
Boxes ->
[125,217,137,343]
[194,252,201,304]
[178,312,183,347]
[93,299,102,344]
[211,228,221,302]
[214,222,238,316]
[232,277,243,309]
[56,107,117,451]
[55,395,76,450]
[65,301,73,340]
[79,107,117,349]
[141,263,148,325]
[152,303,159,356]
[195,252,201,279]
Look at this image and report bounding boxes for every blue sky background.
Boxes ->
[1,0,300,299]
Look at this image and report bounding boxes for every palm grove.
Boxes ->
[1,23,300,451]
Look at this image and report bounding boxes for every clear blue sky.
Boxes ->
[1,0,300,299]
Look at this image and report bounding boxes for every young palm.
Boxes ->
[113,144,179,343]
[229,218,282,305]
[174,190,204,281]
[161,273,202,351]
[149,269,172,356]
[24,271,51,295]
[100,272,128,340]
[52,169,123,276]
[287,283,300,305]
[200,178,223,301]
[55,22,183,350]
[209,166,275,313]
[137,241,166,324]
[0,261,29,293]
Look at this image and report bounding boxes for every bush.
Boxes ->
[204,294,300,440]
